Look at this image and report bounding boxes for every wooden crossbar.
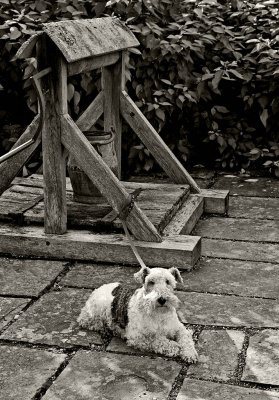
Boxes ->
[61,114,162,242]
[75,91,104,132]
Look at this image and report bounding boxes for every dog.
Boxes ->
[77,266,198,363]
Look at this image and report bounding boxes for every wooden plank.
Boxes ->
[75,91,104,132]
[41,42,67,234]
[102,54,123,177]
[229,196,279,220]
[16,32,43,59]
[42,18,139,62]
[120,91,201,192]
[198,189,229,214]
[0,116,41,196]
[194,217,279,243]
[61,114,161,242]
[68,53,119,76]
[0,223,201,268]
[202,238,279,264]
[164,195,204,236]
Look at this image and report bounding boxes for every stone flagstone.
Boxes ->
[242,329,279,385]
[0,257,66,297]
[188,330,245,381]
[177,378,279,399]
[229,196,279,220]
[0,344,66,400]
[178,292,279,328]
[213,176,279,198]
[43,350,181,400]
[202,238,279,264]
[0,297,30,330]
[181,258,279,299]
[0,288,102,347]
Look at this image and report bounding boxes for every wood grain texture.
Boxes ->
[198,189,229,214]
[41,43,67,234]
[120,91,201,192]
[16,32,43,59]
[0,116,41,196]
[164,195,204,236]
[68,52,119,76]
[61,114,161,242]
[42,18,139,62]
[75,91,104,132]
[0,223,200,268]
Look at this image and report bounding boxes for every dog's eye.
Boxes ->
[166,279,170,285]
[148,280,154,285]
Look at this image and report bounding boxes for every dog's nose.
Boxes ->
[158,297,166,305]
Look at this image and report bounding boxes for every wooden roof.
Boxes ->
[42,17,139,63]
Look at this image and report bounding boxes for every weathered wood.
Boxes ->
[194,217,279,243]
[102,54,123,178]
[120,91,201,192]
[75,91,104,132]
[41,41,67,234]
[68,53,119,76]
[16,32,43,59]
[61,114,161,242]
[0,116,41,196]
[42,18,139,63]
[164,195,204,236]
[198,189,229,214]
[0,223,200,268]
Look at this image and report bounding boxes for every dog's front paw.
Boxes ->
[180,348,199,363]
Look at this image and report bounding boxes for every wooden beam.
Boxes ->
[164,195,204,236]
[0,115,41,196]
[75,91,104,132]
[0,223,201,268]
[40,40,67,234]
[68,52,119,76]
[198,189,229,215]
[61,114,162,242]
[120,91,201,193]
[102,54,123,178]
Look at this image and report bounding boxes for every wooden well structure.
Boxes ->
[0,18,229,268]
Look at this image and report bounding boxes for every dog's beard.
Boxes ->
[139,291,180,314]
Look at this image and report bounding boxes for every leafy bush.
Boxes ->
[0,0,279,176]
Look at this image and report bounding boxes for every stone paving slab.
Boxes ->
[0,344,66,400]
[213,175,279,197]
[242,329,279,385]
[61,263,139,289]
[202,238,279,264]
[182,258,279,299]
[188,330,245,381]
[43,350,181,400]
[0,257,66,297]
[107,337,144,355]
[178,292,279,328]
[0,297,30,330]
[0,288,102,347]
[229,196,279,220]
[194,217,279,243]
[177,378,279,400]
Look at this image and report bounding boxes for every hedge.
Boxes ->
[0,0,279,176]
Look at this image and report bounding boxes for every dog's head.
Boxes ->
[134,266,183,312]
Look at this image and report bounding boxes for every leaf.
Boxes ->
[212,70,224,90]
[228,69,244,80]
[215,106,229,113]
[260,109,268,127]
[67,83,75,102]
[161,79,172,85]
[129,47,141,55]
[9,27,21,40]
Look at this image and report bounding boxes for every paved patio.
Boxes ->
[0,172,279,399]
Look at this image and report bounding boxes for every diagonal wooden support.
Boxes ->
[75,91,104,132]
[120,91,201,193]
[0,115,41,196]
[61,114,162,243]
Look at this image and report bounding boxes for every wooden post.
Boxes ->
[40,39,67,234]
[101,53,123,178]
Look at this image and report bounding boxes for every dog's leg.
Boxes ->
[175,324,198,363]
[127,335,181,358]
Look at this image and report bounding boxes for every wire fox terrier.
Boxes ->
[77,266,198,362]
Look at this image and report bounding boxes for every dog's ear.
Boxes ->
[169,267,183,283]
[134,266,151,284]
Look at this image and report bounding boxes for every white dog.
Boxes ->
[77,266,198,362]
